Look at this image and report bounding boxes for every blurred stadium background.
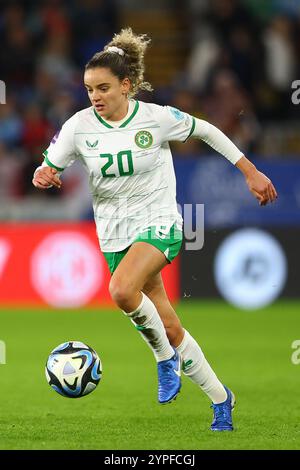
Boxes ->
[0,0,300,450]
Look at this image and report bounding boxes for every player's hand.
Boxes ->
[32,167,62,190]
[245,170,277,206]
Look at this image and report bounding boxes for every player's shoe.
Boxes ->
[157,348,181,404]
[210,385,235,431]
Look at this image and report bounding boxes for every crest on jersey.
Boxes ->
[135,130,153,149]
[86,139,99,149]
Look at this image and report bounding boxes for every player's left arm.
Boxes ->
[191,118,278,206]
[235,155,277,206]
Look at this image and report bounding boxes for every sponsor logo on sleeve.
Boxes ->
[51,130,61,144]
[169,107,185,121]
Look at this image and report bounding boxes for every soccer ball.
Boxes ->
[45,341,102,398]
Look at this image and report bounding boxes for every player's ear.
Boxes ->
[121,77,131,95]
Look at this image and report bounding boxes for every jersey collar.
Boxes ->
[93,100,139,129]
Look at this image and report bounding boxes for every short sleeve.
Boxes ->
[157,106,196,143]
[43,113,79,171]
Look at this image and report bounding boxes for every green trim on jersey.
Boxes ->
[93,101,139,129]
[93,109,113,128]
[102,223,183,273]
[184,116,196,142]
[119,101,139,128]
[44,155,64,172]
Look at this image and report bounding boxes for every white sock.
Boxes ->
[124,293,174,362]
[176,330,227,404]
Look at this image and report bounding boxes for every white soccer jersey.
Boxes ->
[43,100,195,252]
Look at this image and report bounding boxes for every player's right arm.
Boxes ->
[32,165,62,190]
[32,113,78,191]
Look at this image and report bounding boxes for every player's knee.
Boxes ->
[109,277,135,308]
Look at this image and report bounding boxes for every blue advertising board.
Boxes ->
[174,156,300,228]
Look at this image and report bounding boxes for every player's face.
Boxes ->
[84,67,130,121]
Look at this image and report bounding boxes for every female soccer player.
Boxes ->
[33,28,277,431]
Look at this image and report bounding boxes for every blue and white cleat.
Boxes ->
[157,348,181,404]
[210,385,235,431]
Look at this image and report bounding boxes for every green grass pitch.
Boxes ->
[0,300,299,450]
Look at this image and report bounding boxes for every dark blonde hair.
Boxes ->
[85,28,153,97]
